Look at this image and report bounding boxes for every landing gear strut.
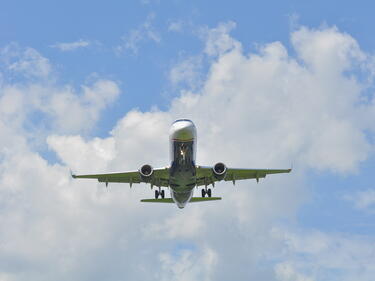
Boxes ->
[201,188,212,198]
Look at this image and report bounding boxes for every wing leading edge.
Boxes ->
[72,166,291,187]
[72,167,170,187]
[195,166,292,186]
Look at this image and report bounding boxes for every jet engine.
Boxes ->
[139,164,153,180]
[213,162,227,180]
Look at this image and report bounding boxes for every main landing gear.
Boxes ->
[201,188,212,198]
[155,189,165,199]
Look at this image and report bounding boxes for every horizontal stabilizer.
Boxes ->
[189,197,221,202]
[140,197,222,203]
[141,198,174,203]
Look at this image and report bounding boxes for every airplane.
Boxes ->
[72,119,291,209]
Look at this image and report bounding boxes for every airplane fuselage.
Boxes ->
[169,119,197,208]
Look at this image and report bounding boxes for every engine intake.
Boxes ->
[213,162,227,180]
[140,164,154,180]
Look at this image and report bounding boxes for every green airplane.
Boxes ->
[72,119,291,208]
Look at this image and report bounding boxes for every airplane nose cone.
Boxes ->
[170,119,196,141]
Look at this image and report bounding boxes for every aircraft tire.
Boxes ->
[155,190,159,199]
[201,189,206,197]
[207,189,212,197]
[161,190,165,199]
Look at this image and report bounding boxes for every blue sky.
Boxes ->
[2,0,374,136]
[1,1,375,280]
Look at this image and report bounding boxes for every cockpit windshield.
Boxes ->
[172,118,193,124]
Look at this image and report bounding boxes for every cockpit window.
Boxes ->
[172,118,193,124]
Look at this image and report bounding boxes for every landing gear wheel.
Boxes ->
[207,189,212,197]
[161,190,165,199]
[201,189,206,197]
[155,190,159,199]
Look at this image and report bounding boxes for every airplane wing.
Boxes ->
[72,167,170,187]
[195,166,291,187]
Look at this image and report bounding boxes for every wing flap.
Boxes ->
[225,168,291,182]
[72,167,170,187]
[195,166,291,186]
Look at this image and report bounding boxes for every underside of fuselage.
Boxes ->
[169,119,197,208]
[169,140,196,208]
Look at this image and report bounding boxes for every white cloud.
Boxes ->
[0,43,121,158]
[47,135,115,172]
[45,79,120,132]
[1,43,52,79]
[143,207,207,239]
[166,25,372,173]
[275,262,314,281]
[169,55,203,90]
[50,39,91,51]
[1,23,375,280]
[0,79,120,135]
[291,26,366,75]
[273,228,375,281]
[200,21,241,57]
[115,13,161,55]
[345,189,375,211]
[158,247,218,281]
[288,13,301,31]
[168,20,184,32]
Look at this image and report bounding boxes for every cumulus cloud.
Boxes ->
[44,79,120,132]
[50,39,91,51]
[167,25,372,173]
[345,189,375,212]
[47,135,115,172]
[0,43,52,79]
[292,26,366,75]
[1,23,375,281]
[200,21,241,57]
[0,44,120,137]
[0,78,120,136]
[275,262,314,281]
[0,43,121,158]
[169,55,203,90]
[115,13,161,55]
[158,247,218,281]
[273,228,375,281]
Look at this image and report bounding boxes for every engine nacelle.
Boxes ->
[213,162,227,180]
[139,164,154,181]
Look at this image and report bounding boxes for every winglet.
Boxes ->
[70,169,77,179]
